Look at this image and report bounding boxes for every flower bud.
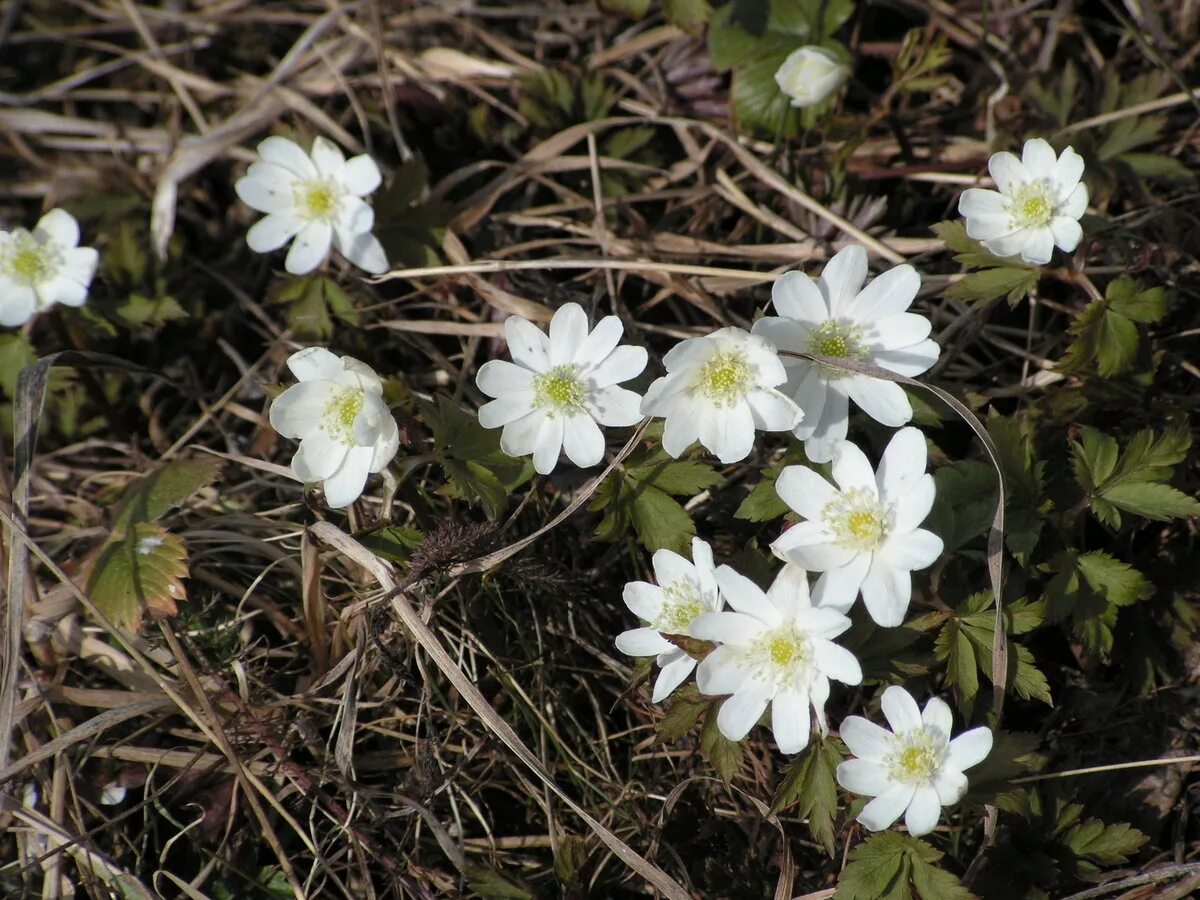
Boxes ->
[774,45,850,109]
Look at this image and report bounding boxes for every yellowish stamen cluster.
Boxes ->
[296,179,342,222]
[324,387,366,444]
[533,365,587,417]
[823,487,887,551]
[753,626,812,681]
[1,232,56,286]
[1010,181,1055,228]
[807,320,865,379]
[886,730,943,785]
[655,580,704,634]
[695,349,753,407]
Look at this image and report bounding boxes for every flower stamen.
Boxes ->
[1,233,58,287]
[1010,181,1055,228]
[323,387,366,444]
[823,487,887,551]
[886,730,943,785]
[533,364,587,417]
[296,179,342,223]
[655,580,704,633]
[695,350,753,407]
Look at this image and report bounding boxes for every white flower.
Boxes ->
[836,685,993,836]
[690,564,862,754]
[615,537,723,702]
[751,245,939,463]
[774,45,850,108]
[958,137,1088,266]
[771,427,942,628]
[0,208,98,326]
[476,303,648,476]
[269,347,400,508]
[640,326,802,465]
[235,135,388,276]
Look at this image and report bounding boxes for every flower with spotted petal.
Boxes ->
[640,326,802,464]
[269,347,400,508]
[751,245,939,463]
[836,685,993,836]
[771,427,942,628]
[615,537,723,702]
[0,208,98,327]
[235,135,387,275]
[690,564,862,754]
[476,303,648,475]
[958,137,1088,266]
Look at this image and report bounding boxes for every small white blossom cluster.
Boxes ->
[0,208,98,328]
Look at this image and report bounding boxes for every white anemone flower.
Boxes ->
[235,135,388,276]
[615,537,723,702]
[771,427,942,628]
[476,303,647,475]
[690,564,862,754]
[269,347,400,508]
[640,327,802,465]
[0,208,98,326]
[837,685,993,836]
[751,245,939,463]
[958,137,1087,266]
[774,46,850,109]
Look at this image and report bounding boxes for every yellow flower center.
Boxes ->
[823,487,887,551]
[656,580,704,633]
[1,232,57,286]
[533,364,587,417]
[768,635,799,667]
[807,320,865,379]
[1011,181,1055,228]
[887,731,943,784]
[296,179,341,222]
[753,626,811,681]
[696,349,753,407]
[324,387,366,443]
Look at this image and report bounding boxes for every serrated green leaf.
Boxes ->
[944,266,1039,304]
[927,460,996,553]
[358,526,424,564]
[1060,298,1138,377]
[627,456,722,495]
[1106,276,1170,323]
[1072,425,1197,527]
[1120,152,1196,182]
[85,524,188,632]
[112,458,223,531]
[1101,481,1200,522]
[657,684,708,742]
[771,734,843,854]
[735,473,790,521]
[631,482,696,553]
[116,293,188,328]
[463,863,535,899]
[700,702,744,783]
[1044,550,1154,655]
[837,833,973,900]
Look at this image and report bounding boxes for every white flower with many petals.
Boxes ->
[775,45,850,109]
[771,427,942,627]
[958,138,1087,266]
[640,327,802,465]
[615,538,723,702]
[752,245,939,463]
[235,135,388,276]
[269,347,400,508]
[837,685,993,836]
[477,303,647,475]
[0,209,98,327]
[690,564,862,754]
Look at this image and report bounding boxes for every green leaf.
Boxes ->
[731,48,799,136]
[1043,550,1154,655]
[112,458,223,532]
[463,863,535,899]
[1106,276,1170,323]
[700,702,744,783]
[116,293,188,328]
[770,734,843,855]
[987,414,1047,564]
[1101,481,1200,521]
[0,333,37,397]
[267,276,359,340]
[1060,277,1170,377]
[927,460,996,553]
[359,526,425,564]
[837,832,972,900]
[932,220,1036,271]
[553,834,588,891]
[1120,152,1196,183]
[1071,425,1200,527]
[735,473,791,522]
[596,0,651,15]
[657,684,708,742]
[84,524,188,632]
[1063,818,1147,871]
[627,455,723,495]
[943,266,1040,305]
[663,0,713,34]
[373,157,451,267]
[630,483,696,554]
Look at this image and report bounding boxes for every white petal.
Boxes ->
[861,555,913,625]
[842,265,921,320]
[690,611,767,645]
[1052,145,1085,194]
[965,214,1017,242]
[846,376,912,428]
[818,244,868,316]
[35,208,80,248]
[921,696,953,741]
[41,276,88,307]
[771,520,832,551]
[1021,227,1056,266]
[478,393,536,429]
[771,269,828,323]
[957,188,1007,218]
[1021,137,1057,177]
[1060,183,1088,220]
[802,385,849,462]
[335,196,374,235]
[588,386,644,427]
[869,313,932,351]
[786,364,826,429]
[774,464,838,520]
[623,581,664,621]
[880,685,923,734]
[575,314,624,367]
[660,395,700,458]
[1050,216,1082,252]
[341,154,382,195]
[63,247,99,287]
[765,563,811,619]
[585,345,648,389]
[890,477,937,534]
[700,402,756,464]
[504,316,551,371]
[652,654,697,702]
[987,150,1024,193]
[813,640,862,685]
[499,409,547,457]
[904,785,943,837]
[292,430,348,482]
[476,359,535,397]
[369,416,400,472]
[872,342,939,378]
[270,380,333,438]
[839,715,894,762]
[880,529,943,569]
[310,136,346,176]
[715,566,782,626]
[532,416,565,474]
[285,221,333,274]
[235,166,295,213]
[322,445,373,507]
[810,675,831,736]
[615,626,673,657]
[336,229,388,275]
[716,681,773,742]
[246,212,304,253]
[287,346,342,382]
[0,283,36,326]
[257,135,317,178]
[934,770,968,806]
[981,228,1033,260]
[876,427,927,501]
[650,548,693,593]
[548,302,589,366]
[774,535,856,573]
[752,316,811,357]
[837,758,893,796]
[771,688,812,754]
[660,334,710,372]
[832,440,878,495]
[945,726,993,772]
[697,645,752,695]
[744,336,788,386]
[640,372,686,417]
[811,553,870,608]
[561,413,605,468]
[858,783,916,832]
[746,388,802,432]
